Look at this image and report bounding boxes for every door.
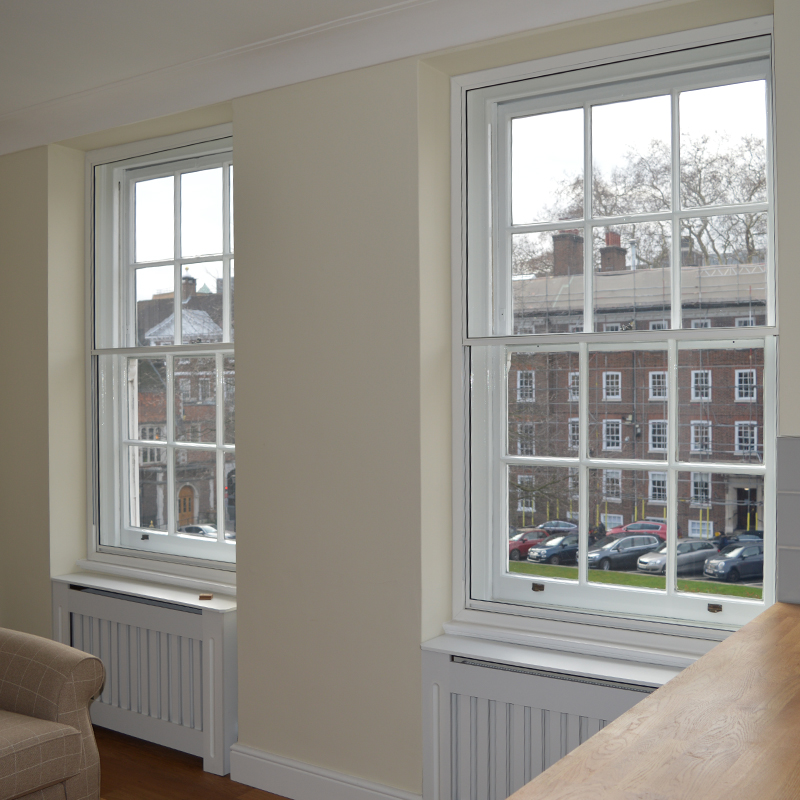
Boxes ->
[736,488,758,531]
[178,485,194,527]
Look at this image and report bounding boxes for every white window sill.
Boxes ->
[75,557,236,596]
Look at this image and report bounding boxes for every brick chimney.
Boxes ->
[599,231,627,271]
[552,231,584,276]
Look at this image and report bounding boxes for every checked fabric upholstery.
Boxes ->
[0,628,104,800]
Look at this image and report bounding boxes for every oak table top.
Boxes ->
[508,602,800,800]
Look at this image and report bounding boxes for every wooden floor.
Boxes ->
[95,726,288,800]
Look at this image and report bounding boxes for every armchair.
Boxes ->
[0,628,104,800]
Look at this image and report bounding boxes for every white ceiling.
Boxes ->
[0,0,660,155]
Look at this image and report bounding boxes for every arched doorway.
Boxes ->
[178,485,194,527]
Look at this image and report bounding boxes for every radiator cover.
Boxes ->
[52,576,237,775]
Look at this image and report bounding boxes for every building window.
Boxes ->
[735,422,758,453]
[649,371,667,400]
[516,475,534,512]
[649,420,668,452]
[91,130,236,566]
[689,519,714,538]
[603,470,622,500]
[462,32,774,625]
[568,418,580,450]
[568,372,580,401]
[736,316,756,327]
[516,370,535,402]
[691,319,711,328]
[690,421,712,452]
[602,420,621,451]
[691,473,711,505]
[736,369,757,402]
[517,423,535,456]
[691,370,711,401]
[603,372,621,401]
[649,472,667,503]
[650,320,668,330]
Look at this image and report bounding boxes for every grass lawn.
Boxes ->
[508,561,762,599]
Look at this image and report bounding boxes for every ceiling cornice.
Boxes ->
[0,0,658,156]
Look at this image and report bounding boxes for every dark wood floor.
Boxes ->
[95,726,288,800]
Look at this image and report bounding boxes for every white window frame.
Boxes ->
[648,471,667,504]
[690,472,711,506]
[603,323,621,332]
[736,316,756,327]
[516,474,534,512]
[691,369,712,401]
[603,371,621,401]
[648,420,668,453]
[516,423,535,456]
[735,368,757,402]
[650,320,669,330]
[568,372,580,401]
[568,418,580,450]
[516,369,535,402]
[690,421,712,452]
[454,23,776,632]
[649,371,668,400]
[602,469,622,501]
[602,419,622,451]
[689,519,714,538]
[87,125,236,583]
[735,421,759,453]
[691,319,712,328]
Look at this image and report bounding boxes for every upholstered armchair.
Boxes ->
[0,628,105,800]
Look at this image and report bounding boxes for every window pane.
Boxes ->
[135,176,174,263]
[593,223,671,330]
[588,469,667,590]
[677,347,763,463]
[129,446,167,531]
[230,259,235,342]
[592,95,671,215]
[181,262,223,344]
[174,357,217,443]
[680,81,767,209]
[135,265,174,346]
[508,350,579,458]
[677,470,763,601]
[128,357,166,439]
[224,453,236,540]
[224,357,235,445]
[181,168,223,258]
[511,109,584,224]
[508,465,578,580]
[588,349,668,460]
[680,213,767,327]
[175,449,217,535]
[512,230,584,334]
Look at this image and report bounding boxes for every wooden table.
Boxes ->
[508,602,800,800]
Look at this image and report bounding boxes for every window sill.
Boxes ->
[76,557,236,596]
[445,606,734,671]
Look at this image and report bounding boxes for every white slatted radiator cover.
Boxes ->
[52,576,237,775]
[422,650,655,800]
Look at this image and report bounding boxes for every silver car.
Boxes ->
[637,539,719,575]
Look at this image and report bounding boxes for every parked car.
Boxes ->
[509,529,547,561]
[606,521,668,541]
[588,534,661,571]
[637,540,719,575]
[526,533,579,565]
[703,542,764,583]
[536,520,579,535]
[178,524,218,538]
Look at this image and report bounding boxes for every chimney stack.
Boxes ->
[552,231,584,276]
[182,275,197,300]
[599,230,627,271]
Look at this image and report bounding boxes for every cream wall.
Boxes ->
[0,147,52,636]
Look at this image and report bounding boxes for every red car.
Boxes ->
[606,521,668,541]
[509,529,547,561]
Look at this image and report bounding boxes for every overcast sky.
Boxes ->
[512,80,767,224]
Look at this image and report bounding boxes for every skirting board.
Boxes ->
[230,743,421,800]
